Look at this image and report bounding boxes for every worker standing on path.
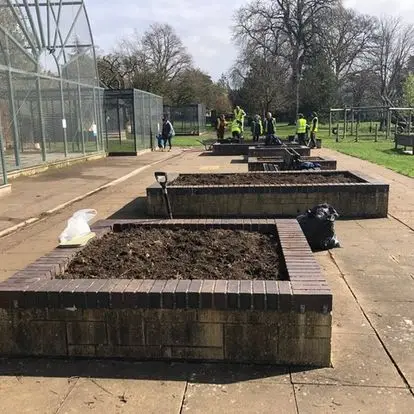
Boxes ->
[234,105,246,132]
[251,114,263,142]
[309,112,318,148]
[216,114,227,140]
[161,114,175,151]
[296,113,308,145]
[264,112,277,146]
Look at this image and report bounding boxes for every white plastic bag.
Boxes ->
[59,209,97,243]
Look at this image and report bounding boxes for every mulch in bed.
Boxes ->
[61,228,286,280]
[170,172,361,186]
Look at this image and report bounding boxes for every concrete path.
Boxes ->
[0,149,413,413]
[0,151,176,234]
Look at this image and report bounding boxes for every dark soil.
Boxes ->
[61,228,285,280]
[171,173,361,186]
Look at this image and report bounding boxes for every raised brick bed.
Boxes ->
[248,146,311,157]
[147,171,389,219]
[0,219,332,366]
[248,156,337,171]
[212,143,309,156]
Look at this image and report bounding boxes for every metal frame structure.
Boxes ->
[163,104,206,136]
[103,89,163,154]
[0,0,103,183]
[329,106,414,141]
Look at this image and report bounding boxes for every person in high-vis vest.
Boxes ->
[309,112,318,148]
[296,113,308,145]
[231,119,242,140]
[234,106,246,132]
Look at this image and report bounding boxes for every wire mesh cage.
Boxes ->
[0,0,104,180]
[103,89,163,154]
[163,104,206,135]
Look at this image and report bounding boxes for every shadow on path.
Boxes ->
[0,357,320,384]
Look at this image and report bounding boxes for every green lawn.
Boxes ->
[322,138,414,178]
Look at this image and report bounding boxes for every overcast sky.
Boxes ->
[86,0,414,81]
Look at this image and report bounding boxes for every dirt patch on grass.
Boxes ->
[61,228,286,280]
[171,172,361,186]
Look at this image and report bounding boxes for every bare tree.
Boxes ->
[372,16,414,106]
[141,24,192,82]
[234,0,338,118]
[320,6,375,85]
[97,53,136,89]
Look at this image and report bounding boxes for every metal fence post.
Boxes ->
[375,124,378,142]
[355,122,359,142]
[343,109,347,140]
[59,78,68,157]
[336,123,339,142]
[132,90,137,153]
[92,87,98,152]
[77,83,85,154]
[386,109,391,139]
[6,70,21,168]
[36,74,47,162]
[328,111,332,137]
[0,121,8,185]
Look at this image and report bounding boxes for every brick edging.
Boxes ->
[0,219,332,314]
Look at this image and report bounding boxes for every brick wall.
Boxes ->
[147,171,389,219]
[0,308,331,365]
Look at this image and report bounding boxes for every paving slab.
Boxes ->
[56,376,185,414]
[0,376,77,414]
[332,250,404,276]
[294,384,414,414]
[0,251,48,271]
[315,253,372,335]
[182,382,296,414]
[363,301,414,388]
[343,272,414,304]
[291,333,405,387]
[0,358,89,414]
[187,363,290,385]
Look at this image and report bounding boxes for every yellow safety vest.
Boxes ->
[234,108,245,121]
[312,117,319,132]
[231,120,241,133]
[297,118,307,134]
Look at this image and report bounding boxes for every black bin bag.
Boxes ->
[297,203,340,251]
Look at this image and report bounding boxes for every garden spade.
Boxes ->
[154,172,173,219]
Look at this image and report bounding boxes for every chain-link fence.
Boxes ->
[104,89,163,154]
[0,0,103,183]
[163,104,206,135]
